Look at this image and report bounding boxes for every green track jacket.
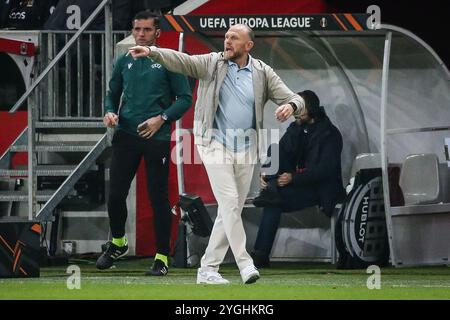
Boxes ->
[105,53,192,140]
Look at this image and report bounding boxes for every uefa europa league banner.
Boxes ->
[161,14,375,33]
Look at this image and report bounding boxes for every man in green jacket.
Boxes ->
[129,24,303,284]
[96,10,192,276]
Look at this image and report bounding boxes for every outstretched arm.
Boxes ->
[128,45,213,79]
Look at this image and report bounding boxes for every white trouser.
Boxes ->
[197,139,257,272]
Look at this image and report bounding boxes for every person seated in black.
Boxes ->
[251,90,346,268]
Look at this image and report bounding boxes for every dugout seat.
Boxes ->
[399,153,440,205]
[350,153,381,177]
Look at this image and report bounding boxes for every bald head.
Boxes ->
[229,24,255,42]
[224,24,255,66]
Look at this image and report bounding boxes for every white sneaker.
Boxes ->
[196,268,230,285]
[240,265,260,284]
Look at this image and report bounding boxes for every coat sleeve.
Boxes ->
[104,55,124,114]
[292,131,342,186]
[163,71,193,121]
[149,47,215,80]
[264,64,304,117]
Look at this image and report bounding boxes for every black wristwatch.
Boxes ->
[289,102,298,112]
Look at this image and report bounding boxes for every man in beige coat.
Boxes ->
[129,24,304,284]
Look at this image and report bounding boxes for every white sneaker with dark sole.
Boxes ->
[241,265,260,284]
[196,268,230,284]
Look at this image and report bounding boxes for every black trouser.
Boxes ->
[255,143,319,257]
[108,129,171,256]
[260,143,295,187]
[254,185,319,257]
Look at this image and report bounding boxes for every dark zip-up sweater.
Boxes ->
[105,53,192,140]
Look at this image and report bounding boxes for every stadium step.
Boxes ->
[35,121,104,129]
[0,120,109,221]
[9,141,98,152]
[0,165,78,177]
[0,190,55,202]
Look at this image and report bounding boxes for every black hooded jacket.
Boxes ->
[278,116,346,215]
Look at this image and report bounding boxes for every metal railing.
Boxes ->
[38,30,128,119]
[9,0,115,114]
[4,0,117,220]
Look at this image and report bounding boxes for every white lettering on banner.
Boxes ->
[199,16,313,30]
[200,17,227,29]
[229,17,269,28]
[271,17,312,28]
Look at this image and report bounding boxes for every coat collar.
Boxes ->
[219,52,264,71]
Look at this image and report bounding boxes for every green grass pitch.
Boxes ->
[1,258,449,300]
